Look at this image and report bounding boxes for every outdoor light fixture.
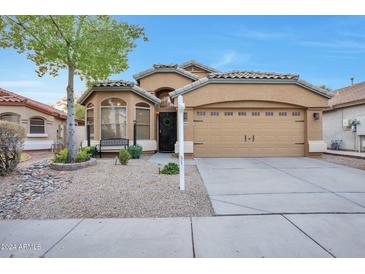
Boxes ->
[313,112,320,120]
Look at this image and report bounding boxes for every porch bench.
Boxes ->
[96,138,129,158]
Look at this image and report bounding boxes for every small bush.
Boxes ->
[0,121,26,176]
[81,146,96,158]
[127,144,143,159]
[118,149,131,165]
[161,162,179,175]
[75,150,91,163]
[52,148,91,164]
[51,148,69,163]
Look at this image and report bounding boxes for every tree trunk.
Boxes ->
[66,66,77,161]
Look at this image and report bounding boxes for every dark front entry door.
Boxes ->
[159,112,177,152]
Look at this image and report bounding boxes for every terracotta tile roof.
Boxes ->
[0,95,24,103]
[78,80,161,105]
[153,64,178,69]
[93,80,135,88]
[0,88,67,120]
[329,81,365,107]
[207,71,299,80]
[133,64,199,81]
[170,72,332,99]
[179,60,219,73]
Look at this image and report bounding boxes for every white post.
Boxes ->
[178,95,185,191]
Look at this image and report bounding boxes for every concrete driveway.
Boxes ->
[196,157,365,215]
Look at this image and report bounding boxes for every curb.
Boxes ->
[50,158,97,171]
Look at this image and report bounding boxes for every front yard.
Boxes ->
[0,155,213,219]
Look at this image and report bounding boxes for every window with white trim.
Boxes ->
[279,112,287,117]
[29,117,45,134]
[197,111,206,116]
[101,98,127,139]
[224,111,233,116]
[238,111,246,116]
[210,111,219,116]
[135,102,150,140]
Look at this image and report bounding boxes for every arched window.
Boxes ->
[100,98,127,139]
[135,102,150,140]
[0,112,20,124]
[29,117,45,134]
[86,102,95,140]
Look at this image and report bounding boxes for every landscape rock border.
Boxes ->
[50,158,97,171]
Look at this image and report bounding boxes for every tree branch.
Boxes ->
[48,15,72,47]
[4,16,49,51]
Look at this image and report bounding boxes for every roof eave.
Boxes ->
[179,60,220,73]
[78,86,161,105]
[170,78,333,99]
[133,67,199,81]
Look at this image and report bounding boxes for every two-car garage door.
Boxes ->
[193,108,305,157]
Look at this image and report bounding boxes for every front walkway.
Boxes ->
[148,152,196,166]
[2,214,365,258]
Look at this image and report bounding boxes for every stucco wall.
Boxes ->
[0,105,66,150]
[323,104,365,150]
[178,83,329,108]
[183,65,211,79]
[138,72,193,92]
[82,89,157,151]
[174,82,328,156]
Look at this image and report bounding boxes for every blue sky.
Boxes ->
[0,16,364,104]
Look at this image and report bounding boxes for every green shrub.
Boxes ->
[52,148,91,164]
[118,149,131,165]
[0,121,26,176]
[127,144,143,159]
[81,146,96,158]
[75,150,91,163]
[51,148,69,163]
[161,162,179,175]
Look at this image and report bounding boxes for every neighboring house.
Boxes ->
[323,81,365,152]
[0,88,69,150]
[78,60,331,157]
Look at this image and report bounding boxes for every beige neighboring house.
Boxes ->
[323,81,365,152]
[78,60,332,157]
[0,88,68,151]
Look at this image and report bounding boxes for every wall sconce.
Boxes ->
[313,112,320,120]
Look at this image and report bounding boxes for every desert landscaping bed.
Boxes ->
[321,154,365,170]
[1,157,213,219]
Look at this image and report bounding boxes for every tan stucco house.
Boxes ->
[78,60,331,157]
[0,88,68,150]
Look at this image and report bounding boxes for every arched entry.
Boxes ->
[155,87,174,108]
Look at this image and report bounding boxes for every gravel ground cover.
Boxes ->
[10,157,213,219]
[0,161,72,219]
[321,154,365,170]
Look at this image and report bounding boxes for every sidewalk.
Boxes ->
[148,152,196,166]
[2,214,365,258]
[325,149,365,159]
